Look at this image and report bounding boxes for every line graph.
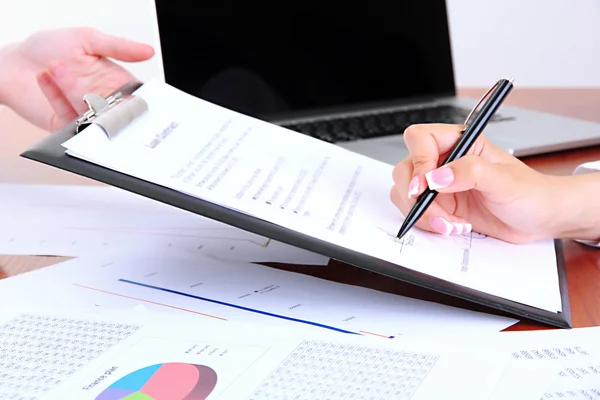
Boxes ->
[118,279,359,335]
[72,283,228,321]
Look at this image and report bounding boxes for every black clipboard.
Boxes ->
[20,82,572,329]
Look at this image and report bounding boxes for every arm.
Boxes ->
[550,172,600,243]
[551,162,600,246]
[391,124,600,245]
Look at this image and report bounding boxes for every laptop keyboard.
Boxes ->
[280,105,506,143]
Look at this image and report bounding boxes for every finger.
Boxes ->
[390,187,472,236]
[81,28,154,62]
[47,61,89,115]
[36,71,78,131]
[390,159,472,236]
[402,123,466,198]
[424,154,515,197]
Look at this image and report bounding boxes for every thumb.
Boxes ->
[81,28,155,62]
[424,154,513,197]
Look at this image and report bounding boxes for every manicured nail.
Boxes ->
[425,167,455,190]
[451,222,463,235]
[429,216,453,235]
[408,176,419,198]
[463,223,472,233]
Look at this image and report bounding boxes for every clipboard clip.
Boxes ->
[75,90,148,139]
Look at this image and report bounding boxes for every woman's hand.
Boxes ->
[390,123,581,244]
[0,27,154,132]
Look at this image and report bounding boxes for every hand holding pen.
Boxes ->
[389,78,551,243]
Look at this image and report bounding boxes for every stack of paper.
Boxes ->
[0,306,562,400]
[57,80,563,315]
[0,79,586,398]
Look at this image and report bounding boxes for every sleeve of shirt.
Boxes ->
[572,160,600,248]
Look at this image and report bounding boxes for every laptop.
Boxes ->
[155,0,600,165]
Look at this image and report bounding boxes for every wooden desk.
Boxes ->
[1,88,599,331]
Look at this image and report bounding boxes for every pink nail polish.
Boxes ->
[408,176,419,198]
[463,223,472,233]
[429,216,453,235]
[425,167,455,190]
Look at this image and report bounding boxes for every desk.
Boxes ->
[1,88,599,331]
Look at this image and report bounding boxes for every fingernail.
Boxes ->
[451,222,463,235]
[408,176,419,198]
[425,167,455,190]
[463,223,472,233]
[429,216,453,235]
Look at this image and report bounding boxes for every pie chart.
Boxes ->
[95,362,217,400]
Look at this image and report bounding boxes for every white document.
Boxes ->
[574,160,600,175]
[0,306,515,400]
[430,326,600,398]
[0,183,328,265]
[498,327,600,398]
[488,358,560,400]
[0,255,518,337]
[61,79,562,313]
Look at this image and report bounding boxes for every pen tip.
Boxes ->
[507,76,514,83]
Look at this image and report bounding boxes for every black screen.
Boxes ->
[155,1,456,120]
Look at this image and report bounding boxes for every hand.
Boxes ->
[0,27,154,132]
[390,123,572,244]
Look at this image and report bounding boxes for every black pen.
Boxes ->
[395,77,514,240]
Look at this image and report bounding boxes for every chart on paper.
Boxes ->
[56,257,516,337]
[94,362,218,399]
[249,340,440,399]
[459,326,600,399]
[0,313,140,399]
[0,256,517,340]
[41,325,497,400]
[81,337,267,400]
[511,343,600,398]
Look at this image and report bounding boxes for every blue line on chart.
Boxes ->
[118,279,359,335]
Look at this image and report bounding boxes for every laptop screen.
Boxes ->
[155,0,456,120]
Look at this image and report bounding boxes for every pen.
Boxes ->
[395,77,514,240]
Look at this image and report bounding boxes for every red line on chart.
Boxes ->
[359,330,395,339]
[72,283,228,321]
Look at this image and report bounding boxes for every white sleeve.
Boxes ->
[573,160,600,248]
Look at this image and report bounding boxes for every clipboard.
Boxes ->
[20,81,572,329]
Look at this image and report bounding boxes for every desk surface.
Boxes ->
[1,87,599,331]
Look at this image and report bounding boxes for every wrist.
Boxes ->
[547,173,600,241]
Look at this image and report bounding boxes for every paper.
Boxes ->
[488,358,560,400]
[61,79,562,312]
[0,255,518,338]
[427,326,600,398]
[574,160,600,175]
[499,327,600,398]
[0,183,328,265]
[0,306,514,400]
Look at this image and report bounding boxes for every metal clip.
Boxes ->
[75,91,148,139]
